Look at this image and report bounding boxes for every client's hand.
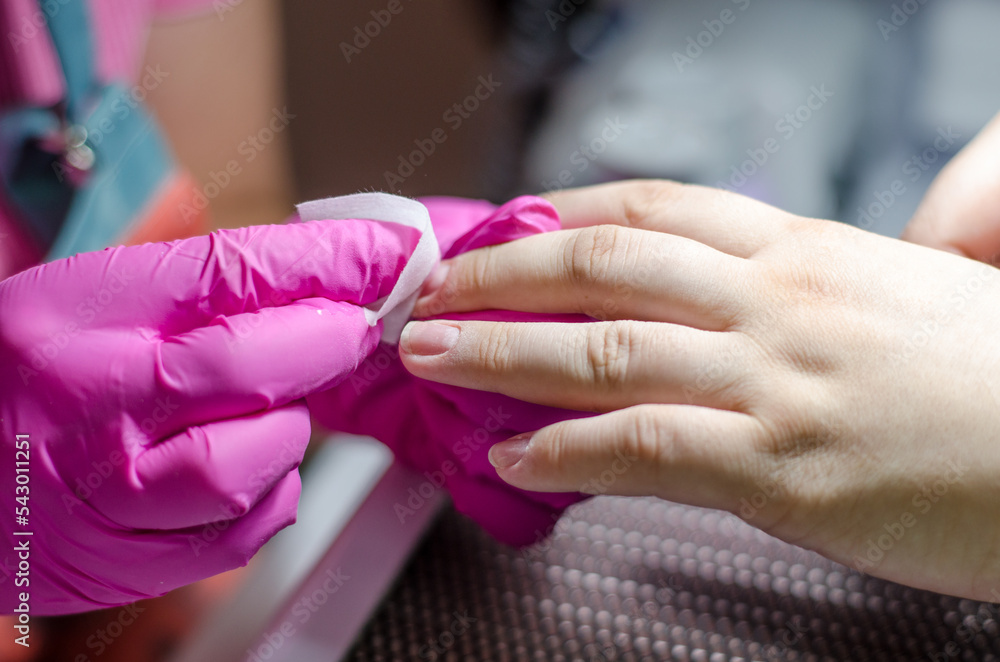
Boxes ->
[401,179,1000,601]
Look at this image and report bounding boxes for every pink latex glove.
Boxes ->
[0,218,420,615]
[308,196,591,546]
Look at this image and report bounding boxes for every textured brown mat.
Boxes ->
[348,496,999,661]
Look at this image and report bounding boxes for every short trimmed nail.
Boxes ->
[489,432,533,469]
[420,263,450,297]
[401,321,460,356]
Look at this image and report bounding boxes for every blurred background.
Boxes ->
[285,0,1000,240]
[10,0,1000,660]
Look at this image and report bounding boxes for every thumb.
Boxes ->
[487,404,763,514]
[903,114,1000,261]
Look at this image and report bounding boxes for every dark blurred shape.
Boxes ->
[281,0,598,203]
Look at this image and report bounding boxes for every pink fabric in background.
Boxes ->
[0,0,214,280]
[308,196,592,547]
[0,0,215,108]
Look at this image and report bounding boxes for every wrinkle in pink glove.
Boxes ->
[0,218,420,615]
[309,196,591,547]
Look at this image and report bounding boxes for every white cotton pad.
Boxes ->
[296,192,440,344]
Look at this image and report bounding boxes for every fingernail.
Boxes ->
[489,432,533,469]
[420,263,450,297]
[401,321,460,356]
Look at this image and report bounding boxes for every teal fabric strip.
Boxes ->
[0,0,176,262]
[42,0,95,121]
[47,83,175,259]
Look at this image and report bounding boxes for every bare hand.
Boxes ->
[400,180,1000,601]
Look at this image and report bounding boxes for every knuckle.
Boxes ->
[619,406,668,466]
[455,249,497,303]
[564,225,628,289]
[620,180,686,228]
[582,321,637,391]
[540,425,573,469]
[476,323,514,374]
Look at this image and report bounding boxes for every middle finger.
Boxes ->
[399,319,756,412]
[414,225,752,330]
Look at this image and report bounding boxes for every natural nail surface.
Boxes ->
[489,432,533,469]
[401,321,460,356]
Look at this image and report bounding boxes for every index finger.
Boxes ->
[545,179,797,258]
[128,218,423,334]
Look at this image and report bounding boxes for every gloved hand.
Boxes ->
[0,216,421,615]
[308,196,590,547]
